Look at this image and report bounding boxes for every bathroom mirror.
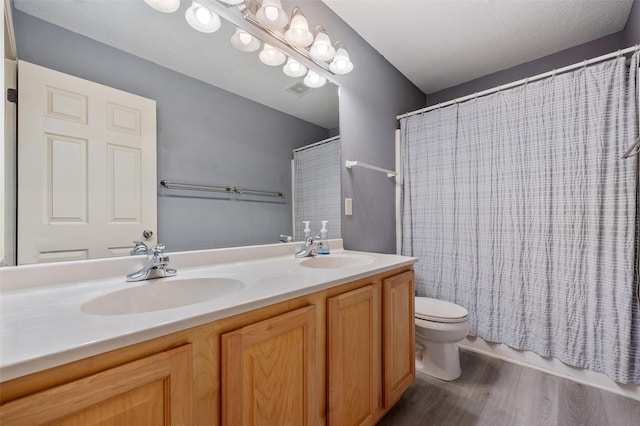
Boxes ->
[6,0,340,265]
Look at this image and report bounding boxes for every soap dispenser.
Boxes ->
[318,220,330,254]
[303,221,311,241]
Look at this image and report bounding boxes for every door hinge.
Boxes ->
[7,88,17,104]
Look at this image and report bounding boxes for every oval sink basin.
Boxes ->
[299,255,375,269]
[81,278,246,315]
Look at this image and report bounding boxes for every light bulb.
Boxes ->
[310,30,335,62]
[239,32,252,45]
[265,6,279,21]
[256,0,288,30]
[196,7,212,24]
[303,70,326,88]
[231,27,260,52]
[285,12,313,47]
[144,0,180,13]
[185,1,221,33]
[329,46,354,74]
[283,58,307,77]
[259,44,286,66]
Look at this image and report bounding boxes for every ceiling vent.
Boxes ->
[287,80,314,97]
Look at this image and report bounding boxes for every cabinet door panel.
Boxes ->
[221,305,318,426]
[327,284,381,426]
[0,345,192,426]
[52,380,166,426]
[383,271,415,407]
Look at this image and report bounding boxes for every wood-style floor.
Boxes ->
[377,350,640,426]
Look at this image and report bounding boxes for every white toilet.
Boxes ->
[414,297,470,381]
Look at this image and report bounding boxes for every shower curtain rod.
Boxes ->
[397,44,640,120]
[293,135,340,153]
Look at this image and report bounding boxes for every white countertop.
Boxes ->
[0,241,415,382]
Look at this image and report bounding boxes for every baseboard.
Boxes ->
[459,336,640,401]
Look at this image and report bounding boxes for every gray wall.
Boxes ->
[624,0,640,47]
[293,2,426,254]
[13,10,329,252]
[427,1,640,106]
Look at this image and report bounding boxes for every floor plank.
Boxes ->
[377,350,640,426]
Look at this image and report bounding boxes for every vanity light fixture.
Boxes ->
[144,0,180,13]
[303,70,326,88]
[255,0,289,31]
[142,0,354,80]
[284,8,313,48]
[309,26,336,62]
[259,43,287,66]
[329,42,354,74]
[283,57,307,77]
[230,27,261,52]
[185,1,222,33]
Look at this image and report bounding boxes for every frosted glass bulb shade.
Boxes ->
[230,28,260,52]
[309,32,335,62]
[185,1,221,33]
[259,44,287,66]
[284,14,313,47]
[303,70,326,88]
[329,47,354,74]
[144,0,180,13]
[283,58,307,77]
[256,0,288,30]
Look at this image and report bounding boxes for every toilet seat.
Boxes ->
[415,297,469,323]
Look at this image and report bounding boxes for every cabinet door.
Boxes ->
[327,284,381,426]
[0,344,192,426]
[383,271,415,406]
[221,305,318,426]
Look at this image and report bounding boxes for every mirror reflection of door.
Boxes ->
[17,61,157,265]
[293,137,342,241]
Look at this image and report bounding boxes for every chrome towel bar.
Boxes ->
[160,180,285,198]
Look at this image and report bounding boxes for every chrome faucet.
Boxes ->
[130,240,149,256]
[280,234,293,243]
[295,235,321,258]
[126,244,177,282]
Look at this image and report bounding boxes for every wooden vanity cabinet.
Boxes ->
[221,305,318,426]
[0,267,414,426]
[326,270,415,426]
[0,344,192,426]
[382,271,416,407]
[327,284,382,426]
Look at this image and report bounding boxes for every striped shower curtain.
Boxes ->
[400,54,640,383]
[293,138,341,240]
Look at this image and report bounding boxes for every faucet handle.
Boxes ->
[280,234,293,243]
[150,244,166,254]
[130,240,149,255]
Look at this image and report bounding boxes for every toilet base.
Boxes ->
[415,340,462,381]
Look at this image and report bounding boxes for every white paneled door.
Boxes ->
[17,61,157,265]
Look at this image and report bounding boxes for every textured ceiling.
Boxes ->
[323,0,634,94]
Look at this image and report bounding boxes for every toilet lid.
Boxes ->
[415,297,469,323]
